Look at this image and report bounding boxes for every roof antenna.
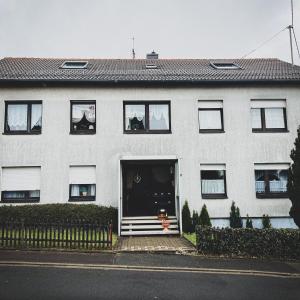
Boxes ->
[132,36,136,59]
[288,0,294,66]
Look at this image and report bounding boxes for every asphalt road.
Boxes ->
[0,265,299,300]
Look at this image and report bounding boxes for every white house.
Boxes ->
[0,54,299,235]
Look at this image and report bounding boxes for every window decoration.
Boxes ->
[255,169,288,198]
[71,101,96,134]
[200,167,227,198]
[124,102,171,133]
[4,101,42,134]
[251,100,287,132]
[1,167,41,203]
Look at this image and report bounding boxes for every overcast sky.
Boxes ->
[0,0,299,64]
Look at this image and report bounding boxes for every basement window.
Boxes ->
[210,62,241,70]
[61,61,88,69]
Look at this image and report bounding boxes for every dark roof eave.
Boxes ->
[0,78,300,87]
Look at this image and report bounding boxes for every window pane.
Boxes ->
[269,170,288,193]
[31,104,42,131]
[7,104,28,131]
[201,170,225,194]
[149,104,169,130]
[251,108,262,129]
[3,191,26,198]
[125,105,145,130]
[72,104,96,131]
[199,110,222,130]
[255,170,265,193]
[29,190,40,198]
[265,108,285,129]
[70,184,96,197]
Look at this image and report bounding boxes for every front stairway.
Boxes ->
[121,216,180,236]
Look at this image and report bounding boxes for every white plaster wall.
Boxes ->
[0,85,299,221]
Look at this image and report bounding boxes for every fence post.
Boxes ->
[20,218,25,249]
[109,222,113,249]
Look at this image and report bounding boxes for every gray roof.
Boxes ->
[0,57,300,85]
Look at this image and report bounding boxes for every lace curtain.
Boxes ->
[201,180,225,194]
[125,105,145,129]
[31,104,42,130]
[71,184,96,197]
[72,104,95,123]
[149,105,169,130]
[7,104,27,130]
[265,108,285,128]
[251,108,262,128]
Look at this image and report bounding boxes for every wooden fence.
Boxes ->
[0,219,113,250]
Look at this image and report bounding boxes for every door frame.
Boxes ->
[118,155,182,236]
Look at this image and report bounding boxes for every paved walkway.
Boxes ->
[114,236,196,252]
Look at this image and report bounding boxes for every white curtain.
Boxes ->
[71,185,80,196]
[199,110,222,130]
[89,184,96,196]
[29,190,40,197]
[251,108,262,128]
[7,104,27,130]
[149,105,169,130]
[31,104,42,129]
[3,191,25,198]
[125,105,145,129]
[72,104,95,123]
[201,180,224,194]
[265,108,285,128]
[270,180,287,192]
[255,181,265,193]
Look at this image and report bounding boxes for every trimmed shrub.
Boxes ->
[192,210,199,232]
[0,204,118,232]
[199,204,212,227]
[245,215,253,228]
[182,201,192,233]
[262,214,272,229]
[196,226,300,259]
[229,201,243,228]
[288,125,300,228]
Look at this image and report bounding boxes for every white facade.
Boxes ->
[0,85,299,229]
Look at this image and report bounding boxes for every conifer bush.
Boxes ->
[199,204,212,227]
[229,201,243,228]
[245,214,253,228]
[182,201,192,233]
[288,126,300,228]
[262,214,272,229]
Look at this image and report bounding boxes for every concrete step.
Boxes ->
[121,224,179,230]
[122,216,177,220]
[122,219,178,225]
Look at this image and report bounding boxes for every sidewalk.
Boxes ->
[0,249,299,276]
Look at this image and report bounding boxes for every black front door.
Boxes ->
[122,161,176,217]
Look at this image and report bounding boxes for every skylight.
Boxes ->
[210,62,241,70]
[61,61,88,69]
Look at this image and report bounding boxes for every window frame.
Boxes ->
[255,169,289,199]
[1,190,40,203]
[123,101,171,134]
[198,108,224,133]
[200,169,228,199]
[4,101,42,135]
[68,184,96,202]
[251,107,288,133]
[70,100,96,135]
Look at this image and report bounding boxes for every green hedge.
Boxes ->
[196,226,300,260]
[0,204,118,232]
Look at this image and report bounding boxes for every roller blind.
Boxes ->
[198,100,223,109]
[1,167,41,191]
[254,163,290,170]
[200,164,226,170]
[251,100,286,108]
[69,166,96,184]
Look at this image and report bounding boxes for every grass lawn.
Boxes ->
[183,232,196,246]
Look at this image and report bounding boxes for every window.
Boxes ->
[61,61,88,69]
[1,167,41,203]
[70,101,96,134]
[69,166,96,201]
[198,101,224,132]
[210,62,241,70]
[251,100,287,132]
[254,164,289,198]
[4,101,42,134]
[200,165,227,198]
[124,101,171,133]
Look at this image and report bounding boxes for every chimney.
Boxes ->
[146,51,159,59]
